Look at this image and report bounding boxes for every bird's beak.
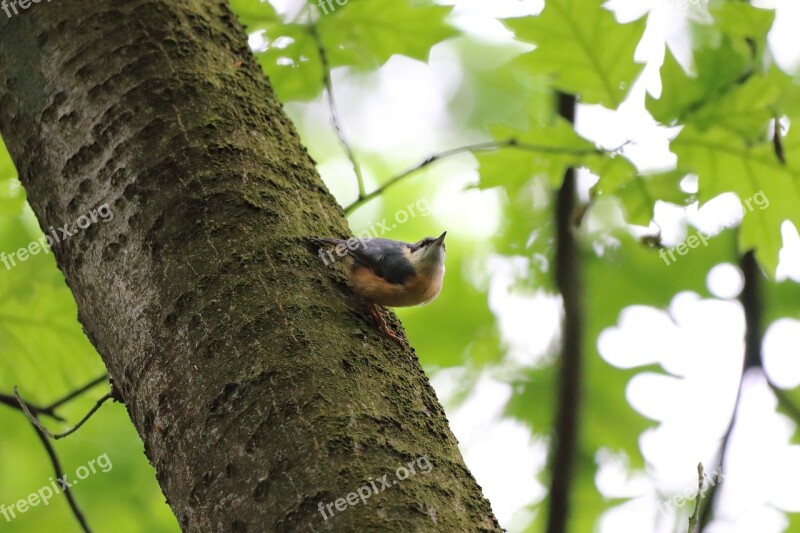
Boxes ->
[434,231,447,246]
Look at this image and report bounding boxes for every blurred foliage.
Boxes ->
[233,0,456,101]
[2,0,800,532]
[0,137,172,531]
[504,0,646,108]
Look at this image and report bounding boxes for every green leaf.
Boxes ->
[613,170,690,226]
[507,229,736,528]
[650,45,796,141]
[256,23,322,102]
[447,38,553,132]
[764,280,800,325]
[249,0,458,102]
[476,148,538,193]
[319,0,457,70]
[581,229,734,460]
[229,0,278,30]
[711,2,775,56]
[670,124,800,276]
[646,42,748,126]
[0,222,104,397]
[688,67,796,141]
[479,118,602,190]
[786,512,800,533]
[505,362,557,433]
[504,0,646,108]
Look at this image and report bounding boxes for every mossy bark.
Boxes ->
[0,1,501,531]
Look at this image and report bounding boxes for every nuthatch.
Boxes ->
[311,232,447,343]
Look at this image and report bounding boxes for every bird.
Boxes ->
[310,232,447,344]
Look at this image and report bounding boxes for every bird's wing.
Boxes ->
[348,239,416,284]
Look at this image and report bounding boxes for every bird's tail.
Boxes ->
[309,237,345,248]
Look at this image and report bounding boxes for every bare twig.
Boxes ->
[307,21,367,199]
[0,392,64,422]
[344,138,608,214]
[43,374,108,411]
[699,250,762,530]
[688,463,705,533]
[304,5,631,220]
[27,421,93,532]
[0,375,110,531]
[0,374,109,421]
[773,114,786,165]
[546,92,584,533]
[15,387,113,440]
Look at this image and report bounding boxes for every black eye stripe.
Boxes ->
[409,237,442,251]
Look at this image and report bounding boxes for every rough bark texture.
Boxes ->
[0,1,501,531]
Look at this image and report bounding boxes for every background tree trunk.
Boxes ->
[0,1,500,531]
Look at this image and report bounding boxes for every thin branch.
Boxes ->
[15,387,114,440]
[773,114,786,165]
[0,375,110,531]
[25,411,93,532]
[307,20,366,199]
[698,390,738,530]
[0,374,107,421]
[52,392,113,439]
[699,250,762,530]
[343,138,609,214]
[305,3,625,219]
[546,92,584,533]
[43,374,108,411]
[14,400,92,533]
[688,463,705,533]
[0,392,64,422]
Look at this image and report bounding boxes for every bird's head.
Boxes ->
[408,231,446,273]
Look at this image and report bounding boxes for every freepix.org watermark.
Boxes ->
[318,455,432,521]
[316,0,348,15]
[1,0,57,19]
[657,466,724,514]
[1,203,113,270]
[674,0,708,10]
[1,452,112,523]
[660,190,769,266]
[317,197,431,266]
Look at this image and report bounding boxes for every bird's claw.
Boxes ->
[365,304,405,348]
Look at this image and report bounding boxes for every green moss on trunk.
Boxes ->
[0,1,501,531]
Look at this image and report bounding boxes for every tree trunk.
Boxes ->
[0,2,500,531]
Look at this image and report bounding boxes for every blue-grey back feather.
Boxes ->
[311,237,416,284]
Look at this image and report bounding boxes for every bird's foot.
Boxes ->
[365,304,404,347]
